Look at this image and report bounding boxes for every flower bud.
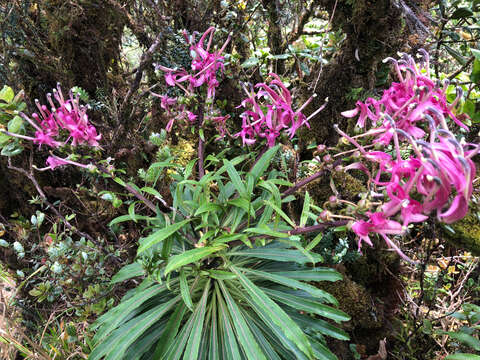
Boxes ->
[328,196,338,207]
[318,210,331,222]
[316,144,326,153]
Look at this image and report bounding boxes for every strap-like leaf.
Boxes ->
[92,296,179,360]
[263,288,350,323]
[154,303,187,357]
[224,159,247,198]
[300,191,310,227]
[229,248,319,264]
[165,245,226,275]
[250,145,280,180]
[216,285,243,360]
[218,280,267,360]
[179,270,194,310]
[288,312,349,341]
[138,219,192,254]
[183,280,211,359]
[239,268,338,305]
[92,283,170,342]
[230,266,314,359]
[269,268,343,282]
[111,262,145,284]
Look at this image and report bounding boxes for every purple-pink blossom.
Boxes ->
[338,50,478,263]
[341,50,469,146]
[18,84,101,148]
[234,74,325,147]
[155,27,230,101]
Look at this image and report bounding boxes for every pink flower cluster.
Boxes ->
[156,27,230,100]
[342,49,468,145]
[234,73,324,147]
[337,51,478,262]
[4,84,101,170]
[19,84,101,149]
[153,28,230,137]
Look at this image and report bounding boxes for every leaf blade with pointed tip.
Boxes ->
[138,219,192,254]
[230,266,314,359]
[165,245,226,275]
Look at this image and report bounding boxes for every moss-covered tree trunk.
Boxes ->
[301,0,429,146]
[5,0,126,99]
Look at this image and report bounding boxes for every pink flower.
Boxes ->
[234,74,318,147]
[46,156,69,170]
[352,212,417,263]
[342,51,469,146]
[16,85,101,149]
[156,27,230,101]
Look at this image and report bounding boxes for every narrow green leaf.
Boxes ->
[111,262,144,284]
[305,233,322,251]
[154,303,187,358]
[242,311,283,360]
[230,266,314,359]
[444,45,467,65]
[162,310,195,360]
[228,198,254,217]
[264,200,296,228]
[218,280,267,360]
[206,270,237,280]
[184,159,198,179]
[138,219,192,254]
[128,202,137,223]
[165,245,226,275]
[183,280,211,360]
[243,225,289,238]
[194,203,223,216]
[229,248,317,264]
[251,145,280,180]
[108,214,154,226]
[92,283,170,342]
[446,355,480,360]
[288,312,349,341]
[101,296,179,360]
[141,186,165,200]
[224,159,247,198]
[180,270,194,310]
[208,293,220,360]
[216,285,243,360]
[445,332,480,351]
[263,288,350,323]
[309,335,337,360]
[239,268,338,305]
[271,268,343,282]
[300,192,310,227]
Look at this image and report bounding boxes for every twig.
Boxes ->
[7,158,101,247]
[286,220,348,235]
[120,30,167,118]
[448,55,475,80]
[95,164,160,213]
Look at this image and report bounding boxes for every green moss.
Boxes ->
[332,171,366,201]
[444,210,480,256]
[321,276,383,331]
